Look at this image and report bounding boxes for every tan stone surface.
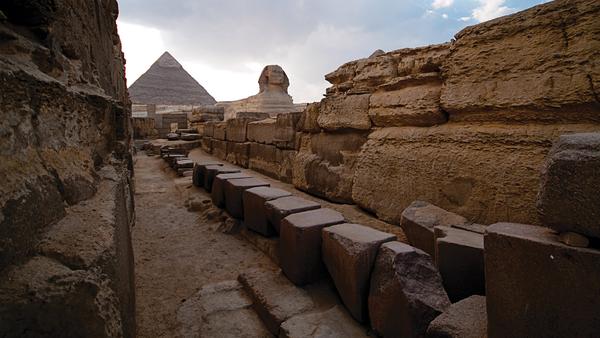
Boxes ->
[369,83,446,127]
[441,0,600,123]
[297,103,321,133]
[213,122,227,140]
[353,123,600,225]
[226,141,250,168]
[317,94,371,130]
[247,118,277,144]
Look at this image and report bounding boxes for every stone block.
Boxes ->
[369,83,447,127]
[248,143,296,183]
[213,122,227,140]
[200,137,213,154]
[317,94,371,130]
[274,112,302,149]
[440,0,600,123]
[322,223,396,323]
[226,141,250,168]
[426,295,487,338]
[227,117,264,142]
[242,187,292,236]
[204,165,240,192]
[434,226,485,302]
[211,173,252,208]
[400,201,469,257]
[192,161,222,187]
[264,196,321,234]
[238,268,314,335]
[177,280,270,338]
[297,102,321,133]
[174,158,194,169]
[369,241,450,338]
[247,118,277,144]
[211,139,227,160]
[279,208,345,285]
[224,178,270,219]
[537,132,600,238]
[179,133,201,141]
[485,222,600,338]
[280,305,368,338]
[353,124,600,226]
[204,121,216,137]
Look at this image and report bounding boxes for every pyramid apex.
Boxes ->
[156,51,181,68]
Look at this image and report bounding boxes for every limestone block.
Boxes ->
[400,201,469,257]
[200,137,213,154]
[297,103,321,133]
[177,280,270,338]
[193,162,222,187]
[211,173,252,208]
[292,132,366,203]
[485,222,600,338]
[322,223,396,323]
[238,268,314,335]
[434,226,485,302]
[279,208,345,285]
[248,143,296,183]
[174,159,194,169]
[317,94,371,131]
[274,112,302,149]
[226,141,250,168]
[369,241,450,338]
[247,118,277,144]
[369,83,447,127]
[426,295,487,338]
[537,133,600,238]
[211,139,227,160]
[226,118,253,142]
[213,122,227,140]
[353,124,600,226]
[224,178,270,219]
[440,0,600,123]
[280,306,368,338]
[352,54,398,91]
[204,121,216,137]
[243,187,292,236]
[204,165,240,192]
[264,196,321,234]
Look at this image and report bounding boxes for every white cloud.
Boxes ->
[442,13,448,19]
[117,21,166,86]
[459,16,472,21]
[472,0,516,22]
[431,0,454,10]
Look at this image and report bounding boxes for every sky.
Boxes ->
[117,0,550,103]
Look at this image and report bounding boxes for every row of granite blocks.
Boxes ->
[199,112,301,182]
[159,133,600,337]
[186,157,484,338]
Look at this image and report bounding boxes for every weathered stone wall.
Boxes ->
[323,0,599,225]
[133,117,158,139]
[0,0,135,336]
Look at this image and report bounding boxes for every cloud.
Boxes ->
[116,0,542,102]
[472,0,516,22]
[431,0,454,10]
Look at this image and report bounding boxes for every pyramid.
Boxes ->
[128,51,216,105]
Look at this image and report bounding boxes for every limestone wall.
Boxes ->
[0,0,135,336]
[199,0,599,227]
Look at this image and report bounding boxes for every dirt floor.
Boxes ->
[133,153,275,337]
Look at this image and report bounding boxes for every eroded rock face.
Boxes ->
[353,124,599,225]
[441,0,600,123]
[0,1,134,335]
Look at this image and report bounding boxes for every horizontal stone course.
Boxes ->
[211,173,253,207]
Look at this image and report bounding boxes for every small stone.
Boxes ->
[426,295,487,338]
[558,231,589,248]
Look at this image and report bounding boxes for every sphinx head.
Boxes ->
[258,65,290,93]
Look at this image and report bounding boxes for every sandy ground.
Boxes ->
[133,153,274,338]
